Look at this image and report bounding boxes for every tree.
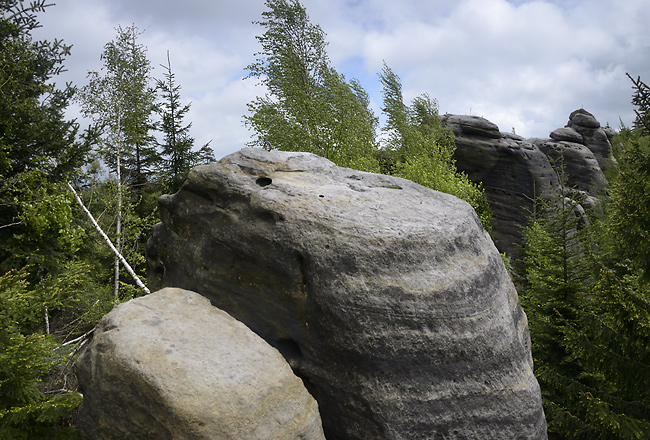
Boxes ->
[0,0,90,275]
[245,0,380,172]
[627,73,650,135]
[519,158,600,438]
[562,269,650,440]
[78,25,158,188]
[155,51,214,192]
[519,151,650,439]
[607,75,650,279]
[378,64,492,229]
[0,2,98,437]
[77,25,157,301]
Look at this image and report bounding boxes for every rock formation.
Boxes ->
[76,287,325,440]
[444,109,613,258]
[442,114,558,258]
[147,148,547,439]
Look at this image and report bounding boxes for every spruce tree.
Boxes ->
[155,51,214,192]
[521,146,650,438]
[519,157,597,438]
[608,75,650,279]
[0,2,99,437]
[0,0,90,274]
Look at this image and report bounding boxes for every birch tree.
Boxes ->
[245,0,380,172]
[77,25,156,301]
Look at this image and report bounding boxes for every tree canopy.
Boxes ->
[0,0,90,275]
[156,51,214,193]
[244,0,380,172]
[519,76,650,439]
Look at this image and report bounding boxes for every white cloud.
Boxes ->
[31,0,650,156]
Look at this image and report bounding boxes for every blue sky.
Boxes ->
[33,0,650,159]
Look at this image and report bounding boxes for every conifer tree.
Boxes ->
[0,0,90,274]
[608,75,650,279]
[0,2,98,437]
[155,51,214,192]
[519,157,597,438]
[520,149,650,439]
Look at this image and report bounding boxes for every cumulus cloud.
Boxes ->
[32,0,650,158]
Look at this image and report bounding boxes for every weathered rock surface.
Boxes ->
[76,287,325,440]
[549,127,583,144]
[147,148,547,440]
[533,139,606,209]
[445,110,613,258]
[442,114,558,258]
[566,108,613,170]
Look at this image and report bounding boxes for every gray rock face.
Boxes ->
[442,114,558,258]
[147,149,547,440]
[534,139,607,209]
[550,127,583,144]
[442,114,502,139]
[566,109,613,170]
[76,287,325,440]
[446,110,613,258]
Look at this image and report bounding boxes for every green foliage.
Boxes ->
[75,170,156,301]
[608,127,650,279]
[520,127,650,437]
[246,0,491,229]
[378,64,492,229]
[627,73,650,136]
[0,0,90,273]
[1,3,210,436]
[565,271,650,436]
[519,158,601,438]
[155,52,214,192]
[77,24,159,187]
[0,269,85,439]
[244,0,380,172]
[77,25,160,300]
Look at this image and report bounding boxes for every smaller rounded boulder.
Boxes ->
[75,287,325,440]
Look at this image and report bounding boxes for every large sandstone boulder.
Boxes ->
[147,148,547,440]
[76,287,325,440]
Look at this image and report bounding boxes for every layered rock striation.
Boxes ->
[76,287,325,440]
[444,109,614,258]
[147,148,547,439]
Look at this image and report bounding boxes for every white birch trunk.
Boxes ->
[45,306,50,335]
[67,182,150,295]
[113,113,123,302]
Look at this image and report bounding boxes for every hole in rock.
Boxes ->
[256,177,272,187]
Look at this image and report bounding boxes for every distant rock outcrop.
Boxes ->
[147,149,547,439]
[445,109,613,258]
[441,114,558,258]
[76,287,325,440]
